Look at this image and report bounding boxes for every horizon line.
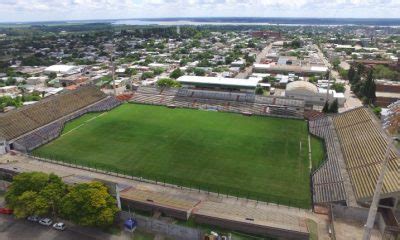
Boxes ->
[2,16,400,24]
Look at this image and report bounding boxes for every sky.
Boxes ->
[0,0,400,23]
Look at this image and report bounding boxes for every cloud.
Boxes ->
[0,0,399,22]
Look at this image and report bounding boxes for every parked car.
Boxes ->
[39,218,53,226]
[53,222,66,231]
[0,208,13,215]
[27,216,40,222]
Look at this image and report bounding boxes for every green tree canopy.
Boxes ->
[329,99,339,113]
[169,68,184,79]
[156,78,181,88]
[348,65,356,83]
[141,71,155,80]
[5,172,67,218]
[48,72,57,80]
[255,86,264,95]
[332,58,341,70]
[153,67,164,76]
[60,182,118,228]
[331,82,346,93]
[363,70,376,104]
[322,101,329,113]
[193,68,206,76]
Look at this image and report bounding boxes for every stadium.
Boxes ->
[0,85,399,238]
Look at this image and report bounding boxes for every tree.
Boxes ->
[125,68,137,77]
[356,63,365,76]
[60,182,119,228]
[363,70,376,104]
[372,106,382,117]
[156,78,181,88]
[169,68,183,79]
[153,67,164,75]
[329,99,339,113]
[255,87,264,95]
[338,68,348,80]
[322,101,329,113]
[348,65,356,83]
[5,172,67,218]
[262,76,277,83]
[331,82,345,93]
[141,71,154,80]
[308,76,318,84]
[193,68,206,76]
[5,77,16,86]
[48,72,57,80]
[332,58,340,70]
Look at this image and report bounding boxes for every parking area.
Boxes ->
[0,214,97,240]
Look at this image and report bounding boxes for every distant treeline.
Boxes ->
[142,17,400,26]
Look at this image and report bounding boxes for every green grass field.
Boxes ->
[33,103,324,208]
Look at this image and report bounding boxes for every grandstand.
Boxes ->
[310,107,399,209]
[131,86,305,119]
[0,86,121,153]
[332,108,399,203]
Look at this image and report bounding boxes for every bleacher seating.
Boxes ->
[304,110,325,121]
[130,86,305,119]
[13,96,121,152]
[0,87,122,152]
[0,86,106,142]
[309,116,347,204]
[332,107,400,200]
[177,89,255,103]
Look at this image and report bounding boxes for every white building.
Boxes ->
[44,65,82,75]
[285,81,345,107]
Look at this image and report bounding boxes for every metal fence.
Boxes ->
[120,211,203,240]
[27,153,310,210]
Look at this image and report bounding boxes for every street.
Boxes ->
[235,43,272,79]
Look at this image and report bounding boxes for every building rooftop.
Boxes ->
[44,65,80,74]
[177,76,260,88]
[286,81,318,94]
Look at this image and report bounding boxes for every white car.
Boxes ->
[53,222,66,231]
[39,218,53,226]
[27,216,39,222]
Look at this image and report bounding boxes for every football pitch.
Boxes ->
[33,103,324,208]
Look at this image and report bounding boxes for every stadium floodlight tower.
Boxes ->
[104,43,117,96]
[363,100,400,240]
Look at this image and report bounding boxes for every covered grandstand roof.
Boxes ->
[177,76,259,88]
[0,86,106,142]
[332,107,400,200]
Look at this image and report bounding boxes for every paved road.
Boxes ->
[235,43,272,79]
[315,44,363,112]
[339,84,363,113]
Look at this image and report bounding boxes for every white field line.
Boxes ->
[61,112,108,137]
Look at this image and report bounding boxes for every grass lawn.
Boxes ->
[33,103,324,208]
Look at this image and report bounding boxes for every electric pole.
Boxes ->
[362,101,399,240]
